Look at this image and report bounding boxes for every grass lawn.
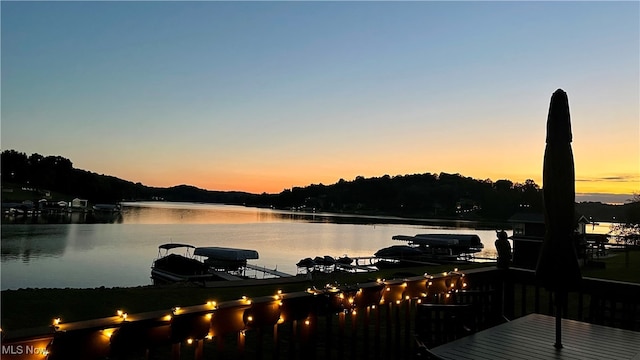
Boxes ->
[581,248,640,283]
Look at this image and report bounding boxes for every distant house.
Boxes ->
[71,198,89,210]
[509,212,590,269]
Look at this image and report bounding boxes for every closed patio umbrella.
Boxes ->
[535,89,582,349]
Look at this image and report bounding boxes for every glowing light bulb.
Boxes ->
[53,318,61,326]
[187,338,193,345]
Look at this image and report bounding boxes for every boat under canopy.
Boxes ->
[159,243,195,251]
[375,245,423,258]
[194,247,259,261]
[392,234,483,250]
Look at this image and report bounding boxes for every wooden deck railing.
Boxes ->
[462,267,640,331]
[2,267,638,360]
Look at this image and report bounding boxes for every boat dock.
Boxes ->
[352,256,441,267]
[245,264,294,278]
[211,271,244,281]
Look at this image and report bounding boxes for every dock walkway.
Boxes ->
[245,264,294,278]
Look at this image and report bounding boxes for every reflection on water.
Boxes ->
[3,210,123,225]
[1,225,70,262]
[1,202,516,290]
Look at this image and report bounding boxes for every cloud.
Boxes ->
[575,174,640,183]
[575,193,635,204]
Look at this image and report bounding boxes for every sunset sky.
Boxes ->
[2,2,638,202]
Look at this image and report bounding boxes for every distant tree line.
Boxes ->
[1,150,634,222]
[253,174,543,221]
[1,150,254,204]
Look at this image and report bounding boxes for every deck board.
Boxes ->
[431,313,640,360]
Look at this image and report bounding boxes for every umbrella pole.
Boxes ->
[554,291,564,349]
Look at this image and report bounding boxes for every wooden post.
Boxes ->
[363,306,371,360]
[194,339,203,360]
[171,342,180,360]
[290,320,297,359]
[375,305,381,360]
[338,312,345,358]
[325,313,333,359]
[273,324,279,360]
[238,331,246,359]
[256,327,263,360]
[351,310,358,358]
[216,335,225,360]
[404,299,411,356]
[385,302,392,359]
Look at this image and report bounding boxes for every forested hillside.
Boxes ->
[1,150,631,222]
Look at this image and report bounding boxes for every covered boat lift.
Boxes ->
[195,247,259,273]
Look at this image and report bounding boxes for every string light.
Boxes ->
[29,270,470,348]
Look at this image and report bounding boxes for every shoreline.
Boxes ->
[3,249,639,332]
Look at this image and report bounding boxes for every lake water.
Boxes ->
[0,202,614,290]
